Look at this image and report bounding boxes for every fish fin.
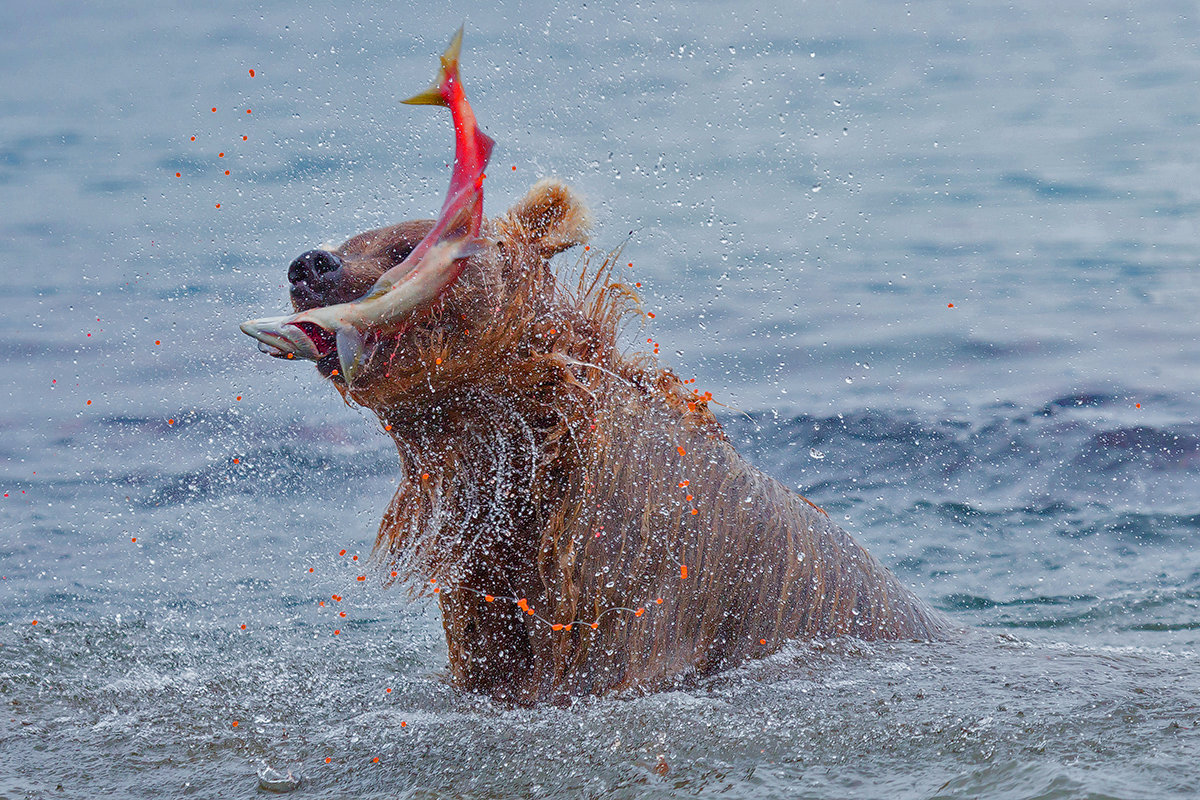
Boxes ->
[475,130,496,169]
[456,237,492,260]
[336,326,370,384]
[401,25,464,107]
[431,188,481,242]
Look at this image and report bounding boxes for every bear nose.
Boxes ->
[287,249,343,287]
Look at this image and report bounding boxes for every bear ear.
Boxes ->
[504,178,592,257]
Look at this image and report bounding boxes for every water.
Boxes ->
[3,1,1199,797]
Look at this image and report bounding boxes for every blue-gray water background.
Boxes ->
[3,2,1199,798]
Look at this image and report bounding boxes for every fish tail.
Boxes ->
[401,25,464,107]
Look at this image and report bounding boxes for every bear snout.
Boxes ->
[288,249,345,310]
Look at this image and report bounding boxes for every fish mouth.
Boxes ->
[239,316,337,361]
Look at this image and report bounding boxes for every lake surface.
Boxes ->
[3,1,1199,797]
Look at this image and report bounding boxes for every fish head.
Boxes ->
[239,314,337,362]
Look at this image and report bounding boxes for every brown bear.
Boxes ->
[265,177,949,704]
